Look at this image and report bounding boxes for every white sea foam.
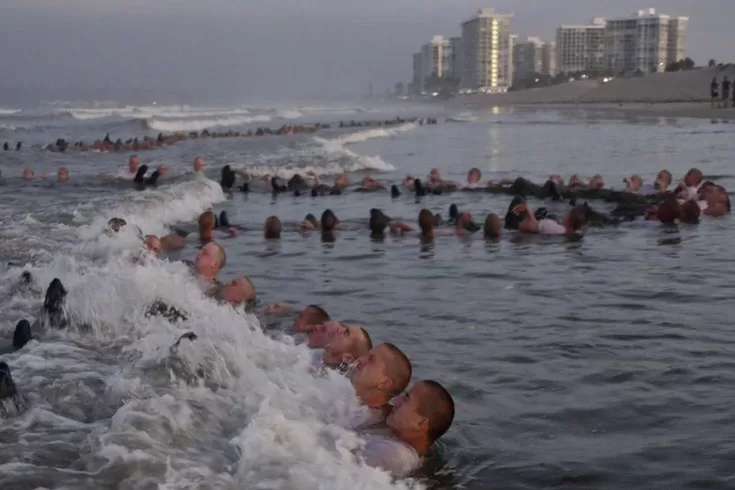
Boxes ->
[0,108,21,116]
[147,114,272,133]
[0,175,423,489]
[335,123,418,146]
[276,109,305,120]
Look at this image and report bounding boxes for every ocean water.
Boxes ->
[0,102,734,490]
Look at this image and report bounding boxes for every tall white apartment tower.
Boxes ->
[460,9,514,92]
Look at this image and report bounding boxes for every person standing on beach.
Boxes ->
[722,77,731,108]
[711,77,719,108]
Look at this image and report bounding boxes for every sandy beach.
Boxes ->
[451,66,735,120]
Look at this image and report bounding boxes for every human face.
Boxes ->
[350,344,391,393]
[128,156,139,174]
[387,382,428,433]
[58,168,69,182]
[145,236,161,255]
[193,157,204,172]
[221,277,253,305]
[195,243,221,279]
[323,324,365,365]
[307,321,341,348]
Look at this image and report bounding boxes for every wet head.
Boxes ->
[387,380,455,454]
[351,343,412,405]
[564,207,588,233]
[467,168,482,184]
[198,210,216,240]
[657,198,681,224]
[144,235,162,255]
[107,217,127,233]
[418,209,435,236]
[128,154,140,174]
[57,167,70,182]
[321,209,338,232]
[193,156,205,173]
[264,216,282,239]
[195,242,227,281]
[220,276,256,306]
[656,169,672,191]
[483,213,501,239]
[294,304,330,333]
[684,168,703,188]
[23,168,34,180]
[321,323,373,368]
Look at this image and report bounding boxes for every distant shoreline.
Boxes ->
[450,100,735,121]
[440,66,735,121]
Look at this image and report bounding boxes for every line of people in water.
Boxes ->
[0,209,455,478]
[29,116,439,153]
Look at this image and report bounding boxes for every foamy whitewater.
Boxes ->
[4,99,735,490]
[0,176,421,490]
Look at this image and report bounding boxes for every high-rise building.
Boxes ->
[605,8,688,74]
[555,18,606,74]
[460,9,514,92]
[447,37,463,80]
[667,16,688,65]
[513,37,544,81]
[412,52,424,94]
[541,42,556,76]
[421,36,450,82]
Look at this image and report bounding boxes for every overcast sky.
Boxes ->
[1,0,732,103]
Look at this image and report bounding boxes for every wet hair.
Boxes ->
[685,168,703,186]
[417,380,455,442]
[208,242,227,269]
[467,167,481,182]
[418,209,435,234]
[199,210,216,231]
[321,209,338,231]
[657,169,672,186]
[567,207,588,231]
[107,217,127,233]
[483,213,501,239]
[369,209,391,235]
[656,198,681,224]
[448,203,459,221]
[264,216,282,239]
[383,342,412,397]
[679,200,701,224]
[359,327,373,351]
[305,305,330,324]
[220,165,236,190]
[303,213,318,228]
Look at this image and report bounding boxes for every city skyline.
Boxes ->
[0,1,732,101]
[409,6,701,94]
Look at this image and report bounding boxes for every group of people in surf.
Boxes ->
[30,116,438,154]
[1,199,455,478]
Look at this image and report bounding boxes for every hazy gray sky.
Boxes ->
[1,0,732,103]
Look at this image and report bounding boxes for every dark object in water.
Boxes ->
[145,169,161,187]
[146,300,189,323]
[504,195,526,230]
[391,185,401,198]
[271,177,287,193]
[43,278,68,329]
[448,204,459,222]
[414,179,426,197]
[0,362,18,400]
[13,320,32,351]
[134,165,149,190]
[20,271,32,284]
[172,332,198,348]
[220,165,236,191]
[239,182,250,193]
